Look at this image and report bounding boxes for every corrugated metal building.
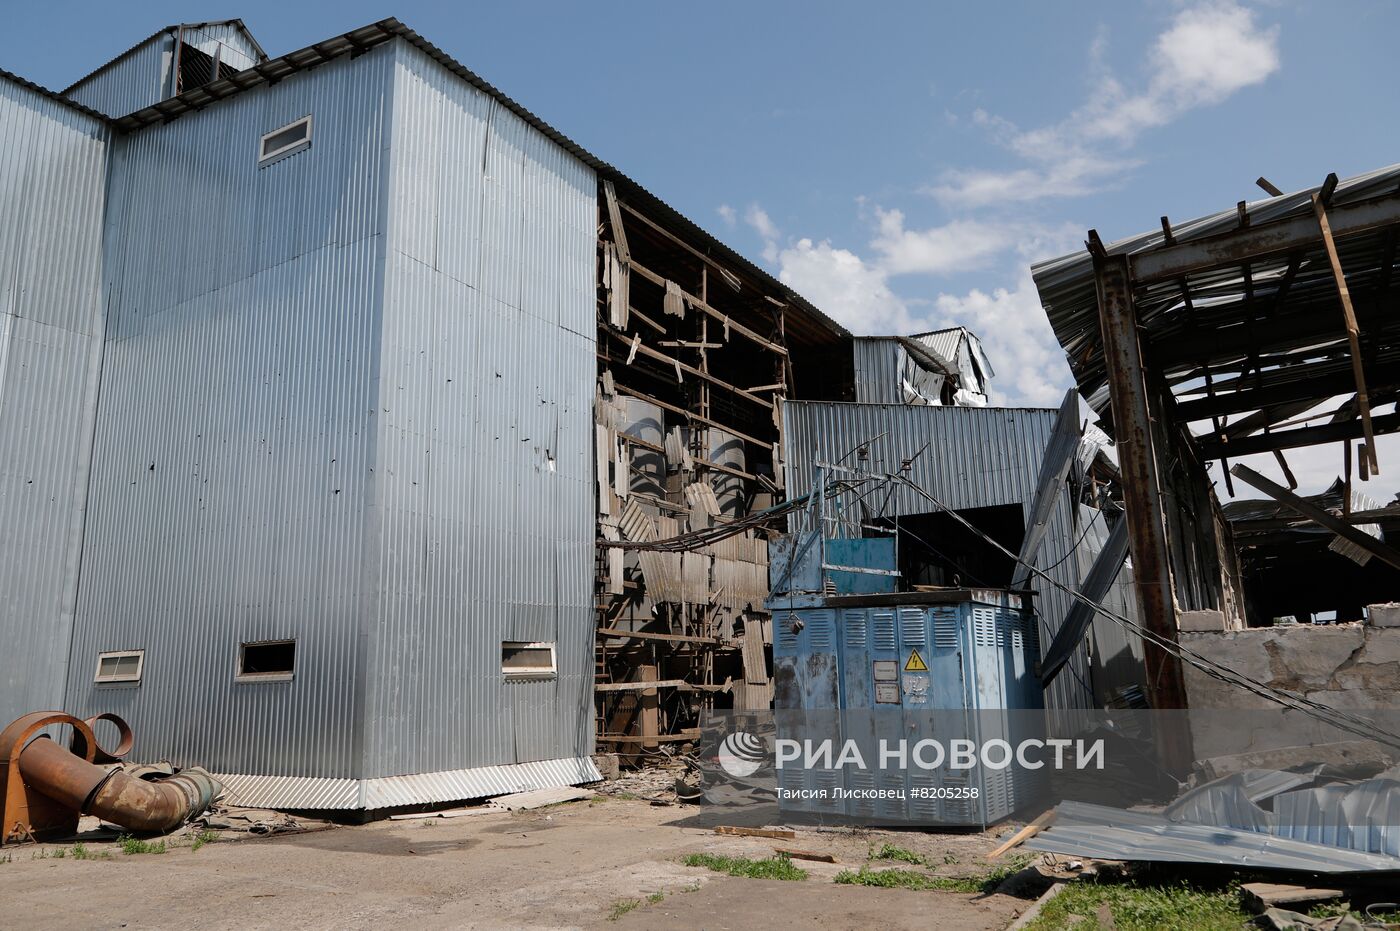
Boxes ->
[852,328,995,407]
[63,20,265,118]
[782,401,1143,722]
[0,20,613,809]
[0,74,110,724]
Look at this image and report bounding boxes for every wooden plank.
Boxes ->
[602,180,629,265]
[639,664,659,751]
[597,729,700,744]
[1313,189,1380,473]
[1232,464,1400,572]
[627,258,788,357]
[1240,883,1344,914]
[620,201,743,292]
[603,328,773,409]
[773,848,837,863]
[594,678,688,692]
[988,810,1056,859]
[597,626,725,645]
[1199,410,1400,459]
[613,385,772,449]
[714,826,796,839]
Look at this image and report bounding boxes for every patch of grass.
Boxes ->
[1021,879,1252,931]
[0,852,11,864]
[190,829,217,852]
[681,853,808,881]
[646,892,665,905]
[837,856,1033,896]
[836,865,980,893]
[118,836,167,856]
[873,843,928,866]
[70,843,91,860]
[607,898,641,921]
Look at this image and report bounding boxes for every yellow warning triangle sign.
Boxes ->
[904,649,928,672]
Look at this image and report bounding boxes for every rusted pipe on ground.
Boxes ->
[17,737,220,833]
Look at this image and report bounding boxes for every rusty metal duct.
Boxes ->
[1,712,220,842]
[18,739,220,833]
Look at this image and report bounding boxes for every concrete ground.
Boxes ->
[0,796,1032,930]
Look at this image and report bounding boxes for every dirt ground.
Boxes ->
[0,796,1033,930]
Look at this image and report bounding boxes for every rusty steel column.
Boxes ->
[1093,253,1193,775]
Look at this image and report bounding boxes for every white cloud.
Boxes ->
[745,204,778,240]
[748,3,1282,407]
[932,1,1280,208]
[776,238,917,336]
[745,204,780,262]
[930,271,1073,407]
[716,204,736,227]
[772,219,1079,406]
[869,209,1013,276]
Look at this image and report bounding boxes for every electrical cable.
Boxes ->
[879,470,1400,752]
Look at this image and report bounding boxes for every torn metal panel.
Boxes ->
[1012,389,1082,589]
[1328,486,1383,566]
[1164,773,1281,832]
[1272,777,1400,858]
[1040,516,1129,685]
[1025,800,1400,872]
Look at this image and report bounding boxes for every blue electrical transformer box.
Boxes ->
[768,590,1047,827]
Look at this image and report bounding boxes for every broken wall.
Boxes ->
[1182,625,1400,759]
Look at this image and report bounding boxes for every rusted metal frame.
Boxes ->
[602,328,772,410]
[1131,190,1400,284]
[1313,189,1380,473]
[1092,253,1193,772]
[1232,464,1400,572]
[1201,367,1235,496]
[1176,365,1394,421]
[1198,409,1400,459]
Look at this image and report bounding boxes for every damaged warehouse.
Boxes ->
[6,15,1114,812]
[3,7,1400,929]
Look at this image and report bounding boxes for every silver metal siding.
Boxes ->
[782,401,1097,716]
[0,77,109,727]
[851,338,902,405]
[63,44,397,778]
[65,32,174,118]
[359,41,596,779]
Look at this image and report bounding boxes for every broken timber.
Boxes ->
[1231,464,1400,572]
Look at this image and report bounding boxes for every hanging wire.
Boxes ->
[877,470,1400,752]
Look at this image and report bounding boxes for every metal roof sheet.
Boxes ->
[1026,799,1400,873]
[1030,164,1400,432]
[0,67,110,123]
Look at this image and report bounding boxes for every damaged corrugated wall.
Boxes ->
[592,182,850,754]
[781,401,1144,725]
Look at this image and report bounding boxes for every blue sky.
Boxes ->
[5,1,1397,496]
